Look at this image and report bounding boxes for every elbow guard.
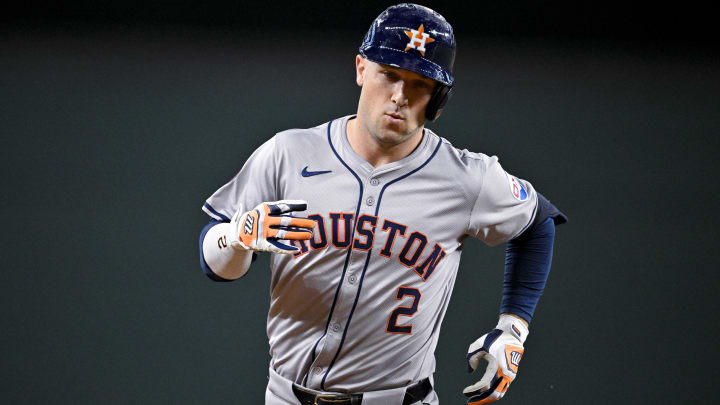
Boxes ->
[199,220,255,282]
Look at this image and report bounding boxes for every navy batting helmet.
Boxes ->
[359,3,456,121]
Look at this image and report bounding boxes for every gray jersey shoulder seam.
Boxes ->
[433,135,488,233]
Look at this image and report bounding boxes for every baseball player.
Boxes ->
[199,3,566,405]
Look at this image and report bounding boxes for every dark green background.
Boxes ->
[2,2,719,403]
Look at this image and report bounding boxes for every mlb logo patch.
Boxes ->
[508,175,528,201]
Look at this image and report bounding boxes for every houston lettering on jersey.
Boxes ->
[291,213,446,282]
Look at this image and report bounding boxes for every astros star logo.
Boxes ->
[404,24,435,55]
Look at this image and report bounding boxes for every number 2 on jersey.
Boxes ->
[386,287,421,334]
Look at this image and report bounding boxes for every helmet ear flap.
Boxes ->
[426,85,453,121]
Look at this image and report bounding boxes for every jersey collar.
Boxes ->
[334,114,436,178]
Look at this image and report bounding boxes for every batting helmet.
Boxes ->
[359,3,456,121]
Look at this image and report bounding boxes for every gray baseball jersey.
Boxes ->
[203,114,538,393]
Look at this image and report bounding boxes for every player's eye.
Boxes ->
[381,71,398,81]
[413,81,431,90]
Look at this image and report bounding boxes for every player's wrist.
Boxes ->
[228,208,255,251]
[497,313,529,344]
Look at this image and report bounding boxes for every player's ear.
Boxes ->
[355,54,365,87]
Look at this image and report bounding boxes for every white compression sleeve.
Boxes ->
[202,222,254,280]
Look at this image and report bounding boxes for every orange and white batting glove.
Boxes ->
[464,314,529,404]
[229,200,315,254]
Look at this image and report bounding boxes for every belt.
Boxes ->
[292,378,432,405]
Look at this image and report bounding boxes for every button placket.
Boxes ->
[309,183,379,388]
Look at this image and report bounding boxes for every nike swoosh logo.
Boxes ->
[301,166,332,177]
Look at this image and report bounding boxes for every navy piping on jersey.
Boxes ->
[203,202,230,222]
[320,132,443,389]
[373,139,442,216]
[303,119,365,386]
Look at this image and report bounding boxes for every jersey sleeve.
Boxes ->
[467,156,538,246]
[202,136,279,221]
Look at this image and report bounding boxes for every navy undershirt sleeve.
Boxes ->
[499,217,556,323]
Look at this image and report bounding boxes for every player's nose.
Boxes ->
[390,81,409,107]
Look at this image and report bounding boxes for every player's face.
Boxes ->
[355,56,435,146]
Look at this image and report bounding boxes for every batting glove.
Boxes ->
[229,200,315,254]
[464,315,529,404]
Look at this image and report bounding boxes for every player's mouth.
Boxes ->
[384,112,405,123]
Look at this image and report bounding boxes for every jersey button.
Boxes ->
[331,323,341,332]
[366,196,375,206]
[348,274,357,284]
[313,367,323,375]
[370,178,380,186]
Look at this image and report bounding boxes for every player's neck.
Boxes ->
[346,118,424,168]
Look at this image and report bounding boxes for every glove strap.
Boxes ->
[497,314,529,345]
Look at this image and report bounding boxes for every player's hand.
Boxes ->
[464,315,528,404]
[229,200,315,254]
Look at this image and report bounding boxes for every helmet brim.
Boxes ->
[360,47,454,87]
